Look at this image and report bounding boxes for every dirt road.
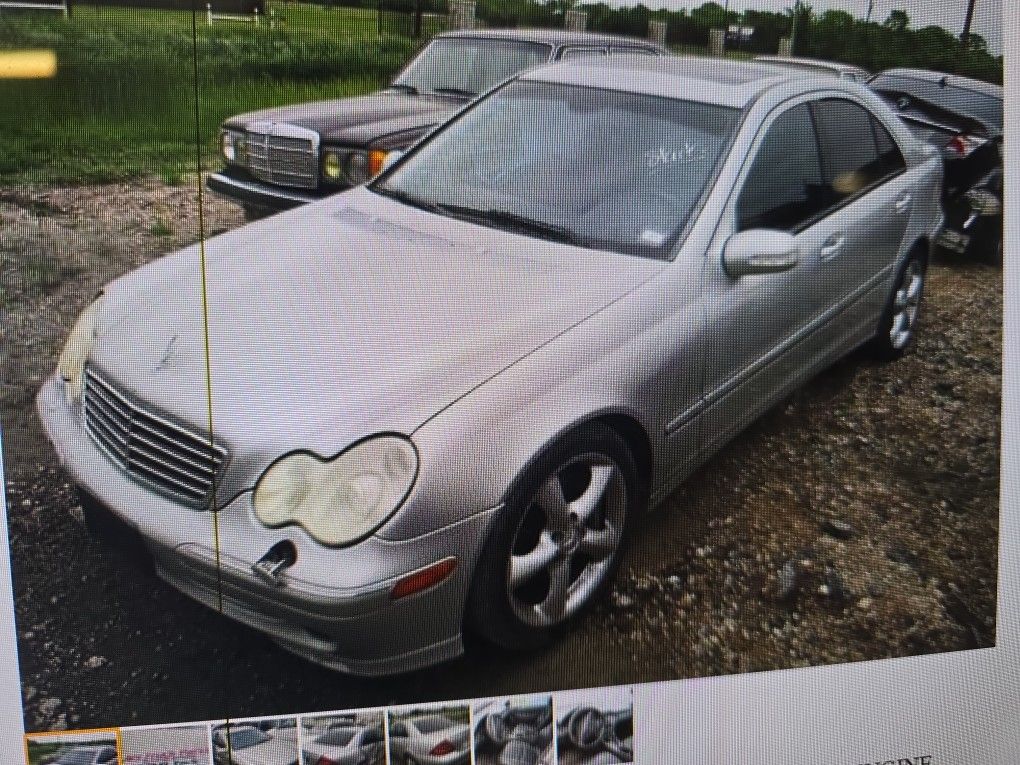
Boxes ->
[0,181,1001,731]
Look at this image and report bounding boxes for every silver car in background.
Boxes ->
[300,724,386,765]
[37,56,943,675]
[388,715,471,765]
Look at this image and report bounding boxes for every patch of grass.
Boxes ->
[150,218,174,237]
[159,164,186,186]
[20,252,80,292]
[0,5,419,184]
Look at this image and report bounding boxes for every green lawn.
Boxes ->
[0,4,425,184]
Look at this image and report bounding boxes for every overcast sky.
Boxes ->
[581,0,1003,54]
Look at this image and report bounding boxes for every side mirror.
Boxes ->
[380,149,405,172]
[723,229,800,277]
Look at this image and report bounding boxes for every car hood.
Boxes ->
[91,188,663,461]
[223,90,462,146]
[229,740,296,765]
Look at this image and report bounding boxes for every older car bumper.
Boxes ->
[36,374,498,676]
[206,171,326,215]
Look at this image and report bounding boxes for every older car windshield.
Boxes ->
[374,80,739,258]
[393,38,552,96]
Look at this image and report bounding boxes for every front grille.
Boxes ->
[245,129,319,189]
[82,368,226,508]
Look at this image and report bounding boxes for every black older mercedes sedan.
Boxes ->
[207,27,666,218]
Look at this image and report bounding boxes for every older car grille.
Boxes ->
[82,368,226,508]
[245,128,319,189]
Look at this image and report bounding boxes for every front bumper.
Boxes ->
[206,171,328,215]
[36,375,498,676]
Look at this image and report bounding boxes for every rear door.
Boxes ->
[809,98,912,333]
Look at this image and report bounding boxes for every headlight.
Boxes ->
[253,436,418,546]
[58,295,104,403]
[220,130,245,163]
[322,149,343,182]
[321,148,388,185]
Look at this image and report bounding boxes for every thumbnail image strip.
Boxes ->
[25,728,122,765]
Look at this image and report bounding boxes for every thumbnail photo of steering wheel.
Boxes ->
[472,696,554,765]
[551,688,635,765]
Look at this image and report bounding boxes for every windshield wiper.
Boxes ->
[437,204,581,245]
[388,83,419,95]
[430,86,477,98]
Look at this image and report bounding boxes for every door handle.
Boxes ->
[820,234,845,259]
[894,193,912,213]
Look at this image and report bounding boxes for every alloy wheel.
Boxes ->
[890,259,925,350]
[506,453,626,627]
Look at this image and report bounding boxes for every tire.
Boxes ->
[466,423,642,650]
[869,249,927,361]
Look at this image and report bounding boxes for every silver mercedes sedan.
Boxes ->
[37,55,943,676]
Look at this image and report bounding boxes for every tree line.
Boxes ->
[336,0,1002,84]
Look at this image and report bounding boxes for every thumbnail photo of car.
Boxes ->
[300,711,386,765]
[25,731,120,765]
[551,688,634,765]
[473,696,553,765]
[211,720,298,765]
[386,705,471,765]
[120,723,210,765]
[208,28,665,218]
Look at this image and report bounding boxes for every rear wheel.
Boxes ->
[869,251,927,361]
[466,423,641,650]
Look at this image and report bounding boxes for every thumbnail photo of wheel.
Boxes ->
[120,723,210,765]
[386,703,471,765]
[24,729,120,765]
[299,710,386,765]
[472,695,554,765]
[210,718,299,765]
[552,687,634,765]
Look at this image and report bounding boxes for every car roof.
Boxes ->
[521,54,840,109]
[872,68,1003,98]
[436,27,665,51]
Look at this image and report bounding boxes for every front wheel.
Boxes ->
[869,252,927,361]
[466,423,642,650]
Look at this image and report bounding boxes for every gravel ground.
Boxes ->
[0,180,1001,732]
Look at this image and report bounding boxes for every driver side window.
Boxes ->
[736,103,832,232]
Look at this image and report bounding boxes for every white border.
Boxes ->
[0,431,27,762]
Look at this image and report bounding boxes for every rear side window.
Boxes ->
[810,99,893,201]
[871,116,907,175]
[736,103,829,232]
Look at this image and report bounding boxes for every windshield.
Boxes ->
[373,80,740,259]
[393,37,552,97]
[870,74,1003,129]
[227,729,269,750]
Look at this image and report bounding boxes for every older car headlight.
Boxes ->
[322,148,388,185]
[220,129,245,163]
[253,436,418,546]
[58,294,104,403]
